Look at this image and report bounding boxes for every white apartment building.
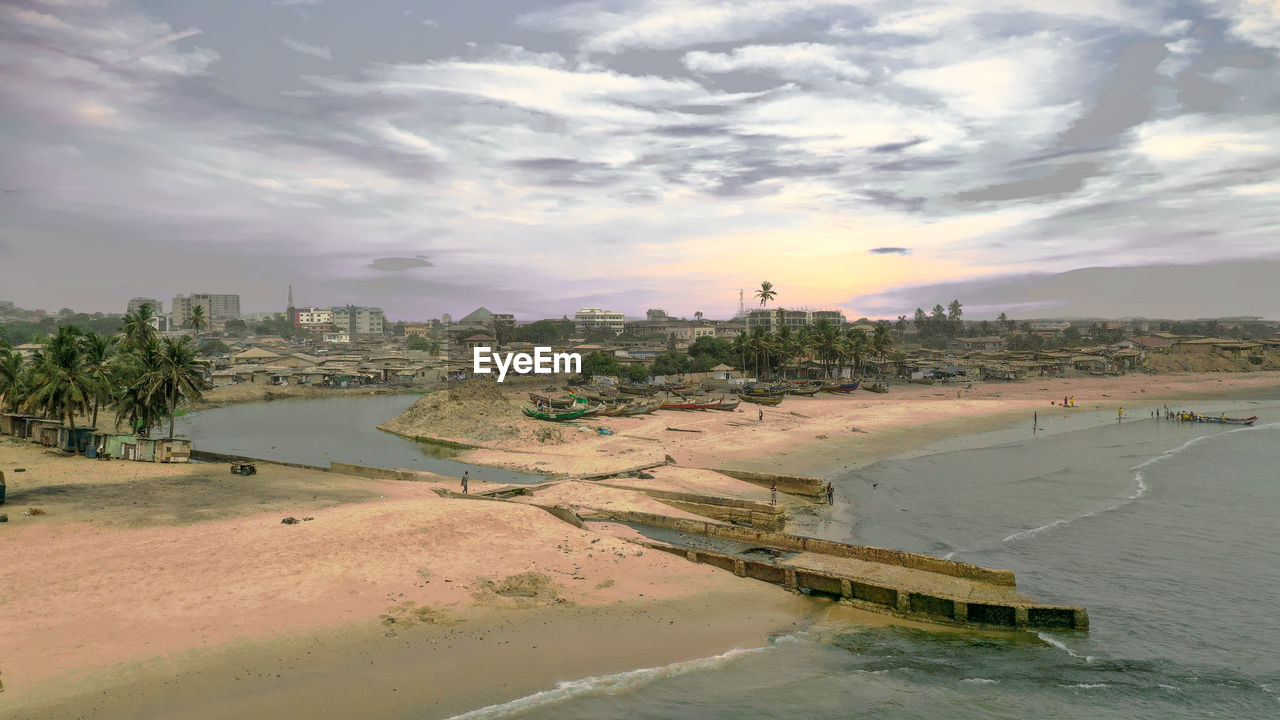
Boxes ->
[128,297,162,315]
[170,293,241,325]
[744,308,846,333]
[574,307,625,336]
[294,307,333,327]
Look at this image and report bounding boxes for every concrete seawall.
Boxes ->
[711,469,827,499]
[595,483,786,531]
[594,509,1017,587]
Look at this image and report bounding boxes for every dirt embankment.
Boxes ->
[1144,354,1280,373]
[195,383,412,408]
[378,378,566,447]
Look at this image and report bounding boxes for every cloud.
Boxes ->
[683,43,869,81]
[369,257,433,271]
[281,36,332,60]
[869,247,910,255]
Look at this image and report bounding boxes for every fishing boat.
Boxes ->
[619,384,658,396]
[528,392,584,408]
[621,400,660,416]
[521,406,587,421]
[593,402,632,417]
[784,384,822,396]
[862,382,889,394]
[736,391,784,406]
[692,396,724,410]
[1192,414,1257,425]
[659,398,701,410]
[707,397,741,411]
[579,402,611,417]
[820,381,861,393]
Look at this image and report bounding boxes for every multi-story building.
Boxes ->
[170,293,240,326]
[128,297,162,315]
[744,308,845,333]
[331,305,385,337]
[293,306,333,328]
[574,307,625,336]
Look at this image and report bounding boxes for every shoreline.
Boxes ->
[2,371,1276,718]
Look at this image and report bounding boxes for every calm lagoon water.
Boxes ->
[174,394,544,484]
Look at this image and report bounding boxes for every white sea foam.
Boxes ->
[442,643,773,720]
[960,677,999,684]
[1061,683,1111,689]
[1036,631,1086,660]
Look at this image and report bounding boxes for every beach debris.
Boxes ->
[0,514,7,523]
[303,517,314,522]
[280,516,300,524]
[24,507,45,516]
[849,427,867,433]
[815,434,828,439]
[665,427,702,433]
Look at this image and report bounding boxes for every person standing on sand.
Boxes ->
[758,408,764,422]
[1118,407,1123,422]
[826,482,834,505]
[461,471,469,494]
[771,483,777,505]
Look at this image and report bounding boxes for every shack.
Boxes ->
[93,434,192,463]
[57,426,95,454]
[0,413,41,438]
[34,420,62,447]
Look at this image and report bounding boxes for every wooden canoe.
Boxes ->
[521,406,587,421]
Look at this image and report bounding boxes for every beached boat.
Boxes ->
[659,398,701,410]
[619,384,658,396]
[862,382,889,394]
[528,392,584,408]
[693,397,724,410]
[707,397,741,411]
[784,384,822,396]
[521,406,587,421]
[736,391,784,406]
[820,381,861,393]
[621,401,660,416]
[1192,414,1257,425]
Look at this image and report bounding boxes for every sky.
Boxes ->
[1,0,1278,321]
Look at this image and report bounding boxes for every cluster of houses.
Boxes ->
[0,414,191,462]
[207,342,448,388]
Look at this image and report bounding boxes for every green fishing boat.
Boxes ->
[521,406,587,421]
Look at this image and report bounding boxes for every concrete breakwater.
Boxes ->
[590,509,1088,632]
[710,469,827,499]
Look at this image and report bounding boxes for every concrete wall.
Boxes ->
[595,483,786,531]
[596,509,1017,587]
[711,469,826,498]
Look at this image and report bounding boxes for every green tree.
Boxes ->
[871,321,893,360]
[27,326,97,440]
[81,331,116,429]
[185,305,208,334]
[997,312,1014,334]
[223,318,248,336]
[121,303,158,351]
[143,337,210,439]
[581,352,621,378]
[845,327,870,376]
[623,363,651,383]
[913,307,928,337]
[687,336,735,367]
[0,347,25,413]
[894,315,908,337]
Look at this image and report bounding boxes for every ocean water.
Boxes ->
[442,397,1280,719]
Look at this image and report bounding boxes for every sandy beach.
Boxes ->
[2,370,1277,718]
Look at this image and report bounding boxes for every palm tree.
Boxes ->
[845,327,870,376]
[809,319,841,379]
[0,347,25,413]
[26,326,97,441]
[121,303,158,350]
[142,337,209,440]
[871,321,893,364]
[81,331,116,429]
[754,281,777,311]
[185,305,208,334]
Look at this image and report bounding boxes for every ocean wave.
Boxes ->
[1036,631,1092,663]
[960,677,999,685]
[1061,683,1111,689]
[442,643,774,720]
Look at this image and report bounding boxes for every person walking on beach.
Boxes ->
[771,483,777,506]
[461,471,469,495]
[825,482,834,505]
[1118,407,1123,422]
[758,408,764,422]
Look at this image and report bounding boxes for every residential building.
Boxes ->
[646,309,669,322]
[744,308,845,333]
[331,305,385,336]
[404,322,433,338]
[1028,321,1071,333]
[232,347,282,364]
[574,307,625,336]
[292,306,333,329]
[947,337,1007,352]
[323,332,351,344]
[128,297,163,315]
[170,293,241,326]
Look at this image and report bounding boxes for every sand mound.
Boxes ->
[379,378,565,447]
[1144,354,1276,373]
[472,571,562,608]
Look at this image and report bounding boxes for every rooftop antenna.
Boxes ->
[737,289,746,319]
